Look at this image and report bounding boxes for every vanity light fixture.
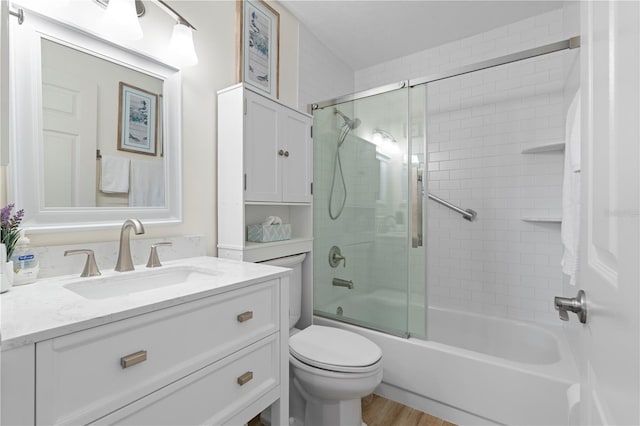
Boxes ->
[372,129,400,155]
[94,0,198,66]
[101,0,143,41]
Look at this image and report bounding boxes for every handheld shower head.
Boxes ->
[334,108,361,130]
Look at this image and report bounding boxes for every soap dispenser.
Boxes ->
[10,232,39,285]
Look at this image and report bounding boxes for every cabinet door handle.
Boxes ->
[237,311,253,322]
[237,371,253,386]
[120,350,147,369]
[278,149,284,156]
[284,150,290,157]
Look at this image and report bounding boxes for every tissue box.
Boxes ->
[247,224,292,243]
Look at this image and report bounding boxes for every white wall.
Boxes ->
[298,25,354,110]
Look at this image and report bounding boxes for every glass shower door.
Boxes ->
[312,87,415,337]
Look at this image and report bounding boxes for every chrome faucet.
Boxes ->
[115,219,145,272]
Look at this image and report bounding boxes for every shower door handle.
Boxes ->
[412,167,424,248]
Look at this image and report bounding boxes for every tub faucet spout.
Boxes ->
[115,219,145,272]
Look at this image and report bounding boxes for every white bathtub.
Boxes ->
[316,291,579,425]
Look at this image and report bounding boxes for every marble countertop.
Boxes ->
[0,256,290,350]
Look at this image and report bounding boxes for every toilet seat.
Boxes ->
[289,325,382,373]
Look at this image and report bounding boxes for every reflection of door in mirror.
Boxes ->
[42,67,98,207]
[41,39,165,208]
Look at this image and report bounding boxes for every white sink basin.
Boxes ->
[64,266,217,300]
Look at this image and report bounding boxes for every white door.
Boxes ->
[578,1,639,424]
[41,67,98,207]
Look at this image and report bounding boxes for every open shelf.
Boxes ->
[522,217,562,223]
[521,142,565,154]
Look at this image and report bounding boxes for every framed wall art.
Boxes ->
[237,0,280,99]
[117,82,158,156]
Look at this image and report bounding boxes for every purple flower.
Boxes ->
[1,204,24,261]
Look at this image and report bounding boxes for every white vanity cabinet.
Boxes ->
[0,267,289,426]
[218,84,313,262]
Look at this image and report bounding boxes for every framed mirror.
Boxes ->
[9,8,182,231]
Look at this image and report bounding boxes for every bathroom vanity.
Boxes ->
[0,257,290,426]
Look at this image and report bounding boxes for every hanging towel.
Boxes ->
[129,159,165,207]
[561,90,581,285]
[100,155,130,193]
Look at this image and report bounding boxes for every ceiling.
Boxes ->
[281,1,564,70]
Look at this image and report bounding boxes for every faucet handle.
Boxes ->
[65,249,101,277]
[146,242,172,268]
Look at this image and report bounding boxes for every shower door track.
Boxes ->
[311,36,580,110]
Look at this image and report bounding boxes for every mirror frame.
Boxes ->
[9,8,183,232]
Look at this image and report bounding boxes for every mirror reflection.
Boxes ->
[41,39,165,209]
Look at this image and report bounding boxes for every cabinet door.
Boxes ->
[244,90,281,202]
[280,108,312,203]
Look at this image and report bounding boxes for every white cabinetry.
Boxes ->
[1,277,289,426]
[218,84,313,262]
[243,89,312,203]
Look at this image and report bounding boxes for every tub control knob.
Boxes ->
[554,290,587,324]
[329,246,346,268]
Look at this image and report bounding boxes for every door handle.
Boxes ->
[554,290,587,323]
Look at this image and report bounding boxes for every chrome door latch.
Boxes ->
[554,289,587,324]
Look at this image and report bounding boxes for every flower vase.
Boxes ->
[1,260,14,293]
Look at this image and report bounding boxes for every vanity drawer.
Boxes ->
[90,333,279,425]
[36,279,279,426]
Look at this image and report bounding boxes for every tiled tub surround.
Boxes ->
[351,9,567,325]
[33,235,206,279]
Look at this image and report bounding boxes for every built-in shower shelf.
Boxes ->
[521,142,565,154]
[521,217,562,223]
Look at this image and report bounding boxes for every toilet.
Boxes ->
[261,253,383,426]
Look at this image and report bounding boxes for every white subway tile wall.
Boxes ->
[353,9,567,324]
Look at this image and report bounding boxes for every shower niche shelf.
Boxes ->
[521,217,562,223]
[521,141,565,154]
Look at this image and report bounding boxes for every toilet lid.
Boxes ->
[289,325,382,373]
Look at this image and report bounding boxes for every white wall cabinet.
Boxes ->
[243,88,312,203]
[218,84,313,262]
[1,277,289,426]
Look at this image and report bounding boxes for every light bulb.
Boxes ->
[167,22,198,67]
[100,0,143,42]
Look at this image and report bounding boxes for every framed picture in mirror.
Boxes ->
[117,82,158,156]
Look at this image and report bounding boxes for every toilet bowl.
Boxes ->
[260,254,383,426]
[289,325,383,426]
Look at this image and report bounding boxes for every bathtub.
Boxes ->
[316,290,579,425]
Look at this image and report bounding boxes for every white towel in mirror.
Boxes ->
[129,159,165,207]
[100,155,130,193]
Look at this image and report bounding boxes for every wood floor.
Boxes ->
[362,394,457,426]
[248,394,456,426]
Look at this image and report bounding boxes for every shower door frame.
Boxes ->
[310,35,581,338]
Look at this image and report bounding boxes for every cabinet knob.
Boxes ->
[237,311,253,323]
[278,149,284,156]
[237,371,253,386]
[284,151,290,157]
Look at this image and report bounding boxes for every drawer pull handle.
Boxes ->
[237,371,253,386]
[237,311,253,323]
[120,350,147,369]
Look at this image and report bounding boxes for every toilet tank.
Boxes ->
[259,253,306,329]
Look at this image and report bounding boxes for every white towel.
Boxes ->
[561,90,581,285]
[100,155,130,193]
[129,159,165,207]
